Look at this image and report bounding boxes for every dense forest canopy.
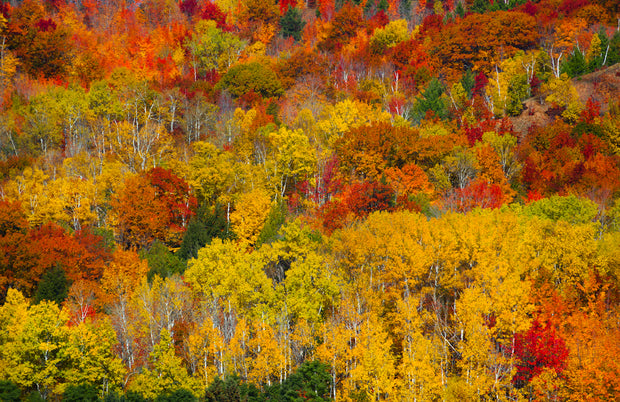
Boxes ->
[0,0,619,400]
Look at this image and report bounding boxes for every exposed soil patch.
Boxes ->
[510,63,620,136]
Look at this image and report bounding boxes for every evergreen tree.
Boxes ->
[63,384,100,402]
[561,47,588,77]
[280,7,305,42]
[280,361,332,401]
[33,265,69,305]
[177,203,230,260]
[0,381,21,402]
[461,69,475,99]
[141,241,186,281]
[255,201,287,247]
[470,0,488,13]
[607,31,620,66]
[413,77,449,121]
[455,1,465,17]
[204,376,264,402]
[154,389,197,402]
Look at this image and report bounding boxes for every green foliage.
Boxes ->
[63,383,101,402]
[0,381,21,402]
[607,31,620,66]
[413,78,449,121]
[561,47,588,78]
[33,265,69,305]
[470,0,488,13]
[216,61,284,98]
[103,391,147,402]
[279,360,332,401]
[256,201,287,247]
[141,241,186,281]
[506,74,530,116]
[187,20,247,77]
[177,203,231,261]
[399,0,412,20]
[523,195,599,224]
[460,69,475,99]
[154,389,197,402]
[204,376,263,401]
[455,1,465,17]
[280,7,305,42]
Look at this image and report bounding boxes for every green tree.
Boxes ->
[216,61,284,98]
[523,195,598,224]
[280,360,332,401]
[280,7,305,42]
[0,380,21,402]
[154,388,197,402]
[204,376,263,401]
[33,265,70,306]
[141,241,185,281]
[177,203,231,260]
[413,78,450,121]
[561,47,588,78]
[63,383,100,402]
[186,20,247,80]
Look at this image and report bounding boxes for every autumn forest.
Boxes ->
[0,0,619,400]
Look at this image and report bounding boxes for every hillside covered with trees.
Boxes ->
[0,0,620,400]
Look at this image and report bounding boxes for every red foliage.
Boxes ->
[521,0,538,16]
[464,124,483,147]
[367,10,389,33]
[513,319,569,387]
[30,223,111,284]
[179,0,199,17]
[447,179,504,212]
[580,97,601,124]
[201,1,229,30]
[279,0,297,14]
[526,189,544,203]
[345,180,395,217]
[146,167,198,232]
[68,304,96,327]
[473,71,488,97]
[319,179,395,233]
[559,0,591,17]
[419,13,443,37]
[0,2,9,19]
[35,18,57,32]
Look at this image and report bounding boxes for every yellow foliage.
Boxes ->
[544,73,583,122]
[316,99,391,146]
[230,188,272,246]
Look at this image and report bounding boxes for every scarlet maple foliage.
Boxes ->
[319,180,395,233]
[445,179,504,212]
[513,319,569,388]
[146,167,197,232]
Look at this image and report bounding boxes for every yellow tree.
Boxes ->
[230,188,273,247]
[247,319,285,386]
[60,318,126,396]
[349,313,397,400]
[185,238,274,318]
[0,290,68,399]
[101,249,149,376]
[128,328,200,398]
[266,126,317,201]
